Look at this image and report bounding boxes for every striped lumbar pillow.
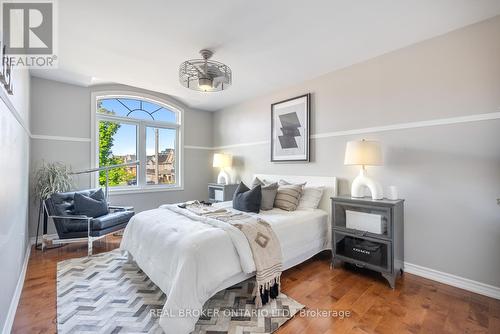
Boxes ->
[274,183,304,211]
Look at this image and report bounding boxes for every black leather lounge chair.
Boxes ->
[44,188,134,255]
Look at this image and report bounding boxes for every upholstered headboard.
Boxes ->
[253,174,338,214]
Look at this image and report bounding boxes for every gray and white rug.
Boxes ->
[57,250,304,333]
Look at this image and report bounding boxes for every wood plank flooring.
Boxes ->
[12,236,500,333]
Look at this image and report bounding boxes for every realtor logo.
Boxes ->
[2,1,53,54]
[0,0,57,69]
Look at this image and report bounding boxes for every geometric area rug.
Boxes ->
[57,250,304,334]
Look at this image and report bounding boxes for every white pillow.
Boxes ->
[297,186,324,210]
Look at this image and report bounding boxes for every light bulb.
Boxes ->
[198,78,213,91]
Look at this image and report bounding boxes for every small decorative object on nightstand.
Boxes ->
[208,183,238,203]
[331,195,404,289]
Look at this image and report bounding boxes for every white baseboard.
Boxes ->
[404,262,500,300]
[2,242,31,334]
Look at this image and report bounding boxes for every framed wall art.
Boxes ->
[271,93,310,162]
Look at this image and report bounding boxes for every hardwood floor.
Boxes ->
[12,237,500,334]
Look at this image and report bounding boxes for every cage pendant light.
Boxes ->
[179,49,232,92]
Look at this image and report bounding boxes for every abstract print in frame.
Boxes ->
[271,93,310,162]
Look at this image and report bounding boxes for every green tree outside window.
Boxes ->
[98,104,136,186]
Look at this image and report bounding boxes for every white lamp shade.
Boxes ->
[344,140,383,166]
[213,153,232,168]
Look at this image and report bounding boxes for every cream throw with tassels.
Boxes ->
[186,203,283,307]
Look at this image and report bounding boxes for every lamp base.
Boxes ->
[351,168,383,200]
[217,169,229,184]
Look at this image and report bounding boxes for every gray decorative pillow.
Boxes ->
[274,183,304,211]
[251,177,278,210]
[233,182,262,213]
[74,189,108,218]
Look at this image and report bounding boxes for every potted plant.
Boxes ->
[33,161,73,249]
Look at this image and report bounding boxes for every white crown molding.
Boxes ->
[404,262,500,300]
[2,243,31,334]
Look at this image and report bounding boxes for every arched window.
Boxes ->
[93,93,182,191]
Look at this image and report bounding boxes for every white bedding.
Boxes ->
[120,201,329,334]
[213,201,329,269]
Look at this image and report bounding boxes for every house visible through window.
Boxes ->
[95,96,181,190]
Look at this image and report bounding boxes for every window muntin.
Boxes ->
[97,97,177,123]
[95,96,181,191]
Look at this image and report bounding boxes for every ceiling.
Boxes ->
[31,0,500,111]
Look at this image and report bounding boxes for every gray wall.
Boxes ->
[0,68,30,332]
[29,77,214,236]
[213,17,500,287]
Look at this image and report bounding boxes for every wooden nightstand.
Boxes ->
[331,195,404,288]
[208,183,238,203]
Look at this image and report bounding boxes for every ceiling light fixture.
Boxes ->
[179,49,232,92]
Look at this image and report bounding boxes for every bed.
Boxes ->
[120,174,337,334]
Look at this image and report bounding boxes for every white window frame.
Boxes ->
[91,91,184,194]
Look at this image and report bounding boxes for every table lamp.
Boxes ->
[213,153,232,184]
[344,139,383,200]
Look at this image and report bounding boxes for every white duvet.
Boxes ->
[120,202,328,334]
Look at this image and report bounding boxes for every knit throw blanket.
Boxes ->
[186,203,283,307]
